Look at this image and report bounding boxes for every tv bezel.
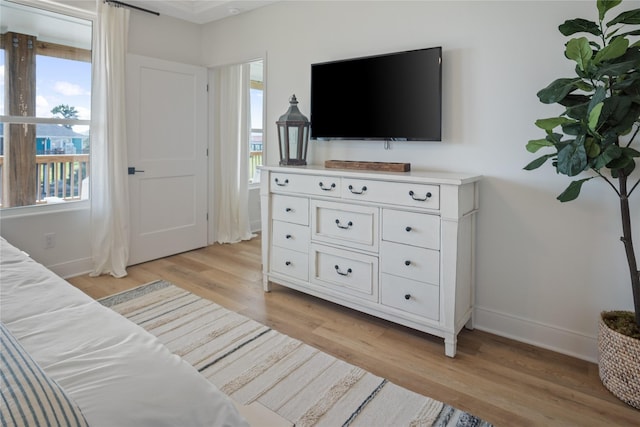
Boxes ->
[309,46,442,142]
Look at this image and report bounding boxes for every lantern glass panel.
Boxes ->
[278,124,287,159]
[288,127,299,159]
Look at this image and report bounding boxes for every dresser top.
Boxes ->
[260,164,482,186]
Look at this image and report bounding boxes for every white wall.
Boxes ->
[201,0,640,361]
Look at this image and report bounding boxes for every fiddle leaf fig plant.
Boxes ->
[525,0,640,331]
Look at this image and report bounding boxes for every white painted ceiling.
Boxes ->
[124,0,278,24]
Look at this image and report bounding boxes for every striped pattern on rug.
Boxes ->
[100,280,492,427]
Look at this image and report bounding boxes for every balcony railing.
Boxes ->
[249,151,262,183]
[0,154,90,207]
[1,151,257,208]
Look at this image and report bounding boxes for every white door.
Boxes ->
[126,54,207,265]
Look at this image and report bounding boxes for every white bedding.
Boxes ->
[0,237,248,427]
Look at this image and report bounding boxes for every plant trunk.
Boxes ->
[619,172,640,328]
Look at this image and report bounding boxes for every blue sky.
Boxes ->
[0,54,91,120]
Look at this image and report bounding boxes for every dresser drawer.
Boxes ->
[272,220,310,253]
[272,194,308,225]
[271,247,309,281]
[382,209,440,250]
[311,244,378,302]
[380,273,439,321]
[270,172,341,197]
[380,241,439,285]
[311,200,378,252]
[342,178,440,210]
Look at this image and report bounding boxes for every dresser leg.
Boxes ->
[465,317,475,330]
[263,276,271,292]
[444,334,457,357]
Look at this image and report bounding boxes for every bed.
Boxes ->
[0,236,249,426]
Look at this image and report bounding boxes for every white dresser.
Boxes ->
[259,165,481,357]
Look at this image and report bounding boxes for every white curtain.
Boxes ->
[89,0,130,277]
[211,64,255,244]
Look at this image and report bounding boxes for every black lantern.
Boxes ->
[276,94,310,166]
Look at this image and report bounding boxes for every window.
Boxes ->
[249,60,263,184]
[0,0,92,208]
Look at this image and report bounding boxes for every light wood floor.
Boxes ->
[67,235,638,426]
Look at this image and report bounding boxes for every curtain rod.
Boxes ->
[106,0,160,16]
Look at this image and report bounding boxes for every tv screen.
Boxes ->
[310,47,442,141]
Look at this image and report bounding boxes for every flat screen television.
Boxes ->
[310,46,442,141]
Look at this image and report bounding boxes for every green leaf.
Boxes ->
[608,154,634,169]
[565,101,590,120]
[557,138,588,176]
[526,138,554,153]
[562,121,584,136]
[557,178,594,202]
[596,59,639,78]
[589,102,604,131]
[524,154,554,170]
[566,37,593,71]
[607,8,640,26]
[622,147,640,157]
[559,18,601,36]
[585,138,602,158]
[574,80,595,91]
[588,86,606,112]
[537,78,581,104]
[594,36,629,63]
[599,96,636,134]
[534,117,576,132]
[598,0,622,20]
[611,159,636,177]
[613,29,640,39]
[593,144,622,169]
[558,94,591,108]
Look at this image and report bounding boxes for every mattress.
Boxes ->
[0,237,248,427]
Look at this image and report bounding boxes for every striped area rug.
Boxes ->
[100,280,492,427]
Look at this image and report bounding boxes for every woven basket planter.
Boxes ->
[598,314,640,409]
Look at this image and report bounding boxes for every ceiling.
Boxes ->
[124,0,278,24]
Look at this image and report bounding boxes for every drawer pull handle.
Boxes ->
[275,178,289,186]
[285,261,292,266]
[405,226,412,232]
[285,207,293,212]
[348,185,367,195]
[404,294,411,300]
[335,219,353,229]
[319,182,336,191]
[334,265,352,276]
[409,190,432,201]
[285,234,292,239]
[405,260,411,266]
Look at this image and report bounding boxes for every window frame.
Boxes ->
[248,62,264,189]
[0,0,94,214]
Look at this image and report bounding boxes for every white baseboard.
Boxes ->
[474,305,598,363]
[47,257,93,279]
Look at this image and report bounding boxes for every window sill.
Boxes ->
[0,199,89,219]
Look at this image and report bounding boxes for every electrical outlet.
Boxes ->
[44,233,56,249]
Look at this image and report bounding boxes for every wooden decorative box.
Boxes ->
[324,160,411,172]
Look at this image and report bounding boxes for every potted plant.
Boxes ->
[525,0,639,408]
